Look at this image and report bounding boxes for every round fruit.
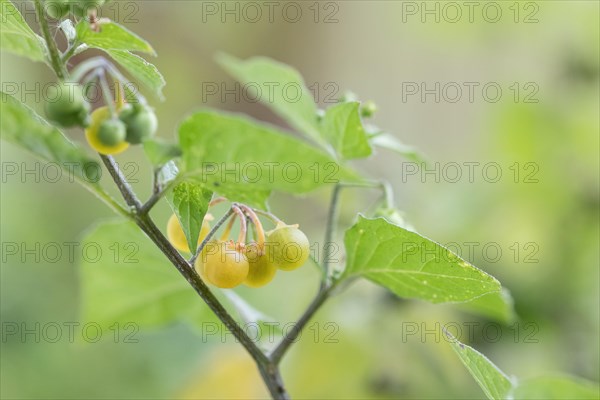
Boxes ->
[119,103,158,144]
[97,119,126,146]
[266,223,310,271]
[244,243,277,288]
[200,242,249,289]
[166,213,212,253]
[45,82,90,127]
[85,106,129,155]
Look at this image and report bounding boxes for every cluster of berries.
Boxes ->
[167,203,310,289]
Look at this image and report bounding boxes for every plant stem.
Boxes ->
[139,169,162,215]
[252,208,283,225]
[34,0,68,80]
[257,364,290,400]
[322,184,342,286]
[99,156,289,399]
[37,10,296,395]
[61,43,79,64]
[99,155,143,211]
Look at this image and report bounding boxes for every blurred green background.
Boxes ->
[1,1,598,398]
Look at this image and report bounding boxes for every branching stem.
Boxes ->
[35,7,342,397]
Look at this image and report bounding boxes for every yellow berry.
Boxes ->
[244,243,277,288]
[266,223,310,271]
[199,242,249,289]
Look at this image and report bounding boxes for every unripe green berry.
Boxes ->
[98,119,127,146]
[45,82,90,128]
[119,104,158,144]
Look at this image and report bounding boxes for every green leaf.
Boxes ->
[320,102,372,159]
[143,138,181,167]
[104,49,165,100]
[76,20,154,54]
[445,331,514,400]
[446,333,600,400]
[179,109,359,207]
[79,220,209,330]
[457,289,515,324]
[342,216,511,316]
[217,54,326,148]
[0,92,101,186]
[369,130,427,163]
[514,375,600,400]
[0,0,47,62]
[167,181,213,254]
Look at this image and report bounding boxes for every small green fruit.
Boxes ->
[97,119,127,146]
[119,104,158,144]
[45,82,90,128]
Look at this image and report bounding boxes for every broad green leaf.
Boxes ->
[143,138,181,166]
[0,0,47,62]
[343,216,511,316]
[80,220,209,330]
[217,54,326,148]
[446,334,600,400]
[76,20,154,54]
[445,331,514,400]
[369,130,426,163]
[167,181,212,254]
[0,92,101,186]
[104,49,165,100]
[178,110,359,207]
[458,288,515,324]
[320,102,372,159]
[514,375,600,399]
